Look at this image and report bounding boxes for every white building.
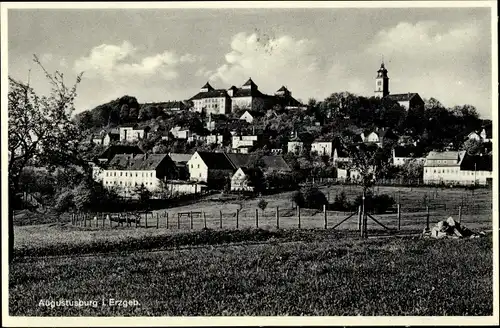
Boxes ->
[230,167,256,192]
[206,134,225,146]
[170,126,191,140]
[100,153,177,198]
[189,82,232,115]
[119,125,149,143]
[186,151,234,185]
[423,151,492,185]
[232,135,259,150]
[311,140,333,157]
[392,147,425,166]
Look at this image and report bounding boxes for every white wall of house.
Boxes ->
[102,134,111,146]
[102,169,159,197]
[393,156,425,166]
[206,134,224,145]
[240,111,254,123]
[231,97,252,111]
[119,127,147,142]
[311,142,333,157]
[287,141,303,154]
[187,153,209,182]
[193,97,230,114]
[423,166,492,185]
[93,138,103,145]
[232,135,258,149]
[230,168,253,191]
[163,182,205,195]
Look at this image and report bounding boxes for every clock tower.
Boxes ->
[374,62,389,98]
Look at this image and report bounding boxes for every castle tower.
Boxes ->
[374,62,389,98]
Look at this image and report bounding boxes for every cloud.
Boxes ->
[367,20,482,59]
[208,32,325,98]
[73,41,199,82]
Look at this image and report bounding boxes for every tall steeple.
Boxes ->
[374,61,389,98]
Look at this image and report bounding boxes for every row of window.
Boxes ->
[105,171,154,178]
[425,168,489,175]
[105,181,154,186]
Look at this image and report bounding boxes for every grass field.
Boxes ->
[13,185,493,253]
[10,231,493,316]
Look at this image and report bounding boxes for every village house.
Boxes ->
[100,153,177,198]
[229,78,275,112]
[392,146,426,166]
[274,86,305,110]
[287,132,305,154]
[169,126,191,140]
[230,167,262,192]
[205,113,227,131]
[206,133,225,146]
[119,124,150,143]
[186,151,235,187]
[423,151,492,185]
[311,139,334,157]
[360,128,397,148]
[332,147,351,164]
[239,110,265,124]
[467,123,493,143]
[231,134,261,154]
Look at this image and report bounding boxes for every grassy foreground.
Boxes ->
[10,231,492,316]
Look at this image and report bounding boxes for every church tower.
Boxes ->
[374,62,389,98]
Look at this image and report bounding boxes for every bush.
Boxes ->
[257,199,268,211]
[55,189,75,213]
[291,191,305,208]
[331,191,351,211]
[352,192,395,214]
[303,187,328,209]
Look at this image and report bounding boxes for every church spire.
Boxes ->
[375,61,389,98]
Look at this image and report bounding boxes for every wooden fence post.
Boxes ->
[84,213,87,227]
[276,206,279,229]
[255,208,259,228]
[190,211,193,229]
[156,213,159,229]
[458,205,462,224]
[177,213,181,229]
[323,204,327,229]
[135,213,138,228]
[236,209,239,229]
[358,206,362,232]
[203,211,207,229]
[298,206,301,229]
[145,212,148,229]
[219,210,223,229]
[426,206,430,231]
[397,204,401,231]
[166,212,169,229]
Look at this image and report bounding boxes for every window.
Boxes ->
[114,172,116,177]
[199,173,201,177]
[106,172,108,177]
[125,172,127,177]
[120,172,122,177]
[197,164,200,168]
[151,173,153,177]
[136,173,138,177]
[120,181,122,185]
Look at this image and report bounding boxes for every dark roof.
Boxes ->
[481,124,492,139]
[386,93,419,102]
[232,88,266,98]
[262,155,291,172]
[242,78,257,87]
[119,123,139,128]
[168,153,192,164]
[108,154,170,170]
[460,154,492,171]
[201,82,214,90]
[393,146,424,158]
[189,89,229,101]
[196,152,235,170]
[226,153,250,168]
[276,86,288,92]
[98,145,144,161]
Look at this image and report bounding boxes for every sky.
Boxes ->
[7,4,494,118]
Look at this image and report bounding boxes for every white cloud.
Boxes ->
[208,32,324,97]
[367,20,481,59]
[73,41,199,82]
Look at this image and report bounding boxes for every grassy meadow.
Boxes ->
[10,232,493,316]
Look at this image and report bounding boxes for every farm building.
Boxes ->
[423,151,493,185]
[311,139,334,157]
[230,167,262,192]
[392,146,425,166]
[119,124,150,143]
[187,151,235,188]
[360,128,397,148]
[101,153,178,198]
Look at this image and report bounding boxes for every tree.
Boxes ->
[257,199,268,211]
[347,143,385,194]
[462,138,483,155]
[135,184,152,205]
[8,55,83,262]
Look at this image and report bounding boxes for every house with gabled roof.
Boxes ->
[311,139,334,157]
[239,110,265,124]
[360,128,397,148]
[230,78,276,112]
[392,146,425,166]
[187,151,235,188]
[100,153,177,197]
[423,150,492,185]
